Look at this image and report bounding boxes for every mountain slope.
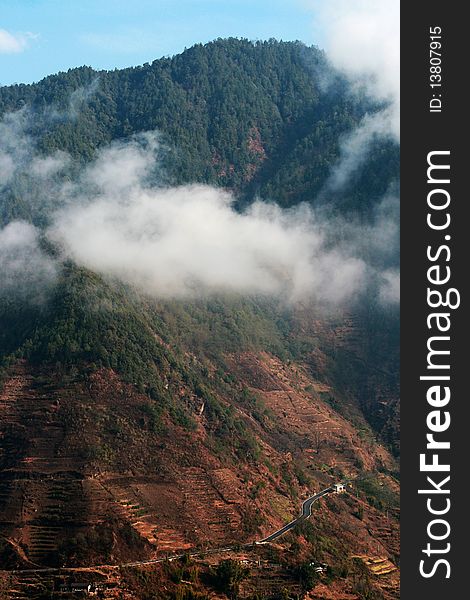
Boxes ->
[0,39,399,599]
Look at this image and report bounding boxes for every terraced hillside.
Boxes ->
[1,312,399,571]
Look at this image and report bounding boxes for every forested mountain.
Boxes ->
[0,39,399,599]
[0,38,398,222]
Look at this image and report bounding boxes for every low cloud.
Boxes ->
[52,187,366,301]
[309,0,400,300]
[0,86,99,217]
[30,152,71,179]
[327,192,399,267]
[326,191,400,304]
[0,97,398,307]
[49,137,366,303]
[326,109,396,191]
[0,108,31,186]
[309,0,399,193]
[0,221,58,299]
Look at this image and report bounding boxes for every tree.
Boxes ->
[212,559,250,599]
[293,562,320,592]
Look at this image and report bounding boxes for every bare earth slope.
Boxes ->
[1,313,399,598]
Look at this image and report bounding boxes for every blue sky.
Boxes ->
[0,0,321,86]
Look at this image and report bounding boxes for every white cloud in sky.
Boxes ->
[0,29,37,54]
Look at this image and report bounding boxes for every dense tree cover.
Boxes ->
[210,559,250,598]
[0,38,398,220]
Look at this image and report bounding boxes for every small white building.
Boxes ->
[309,562,327,573]
[333,483,346,493]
